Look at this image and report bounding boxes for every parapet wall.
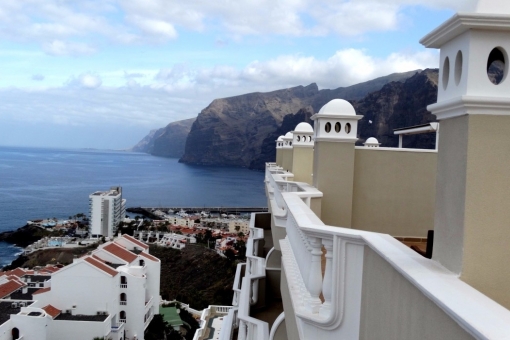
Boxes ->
[352,147,437,237]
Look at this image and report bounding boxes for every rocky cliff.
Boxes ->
[130,118,196,158]
[179,70,419,168]
[355,69,439,148]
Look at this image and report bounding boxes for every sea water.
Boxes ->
[0,146,266,267]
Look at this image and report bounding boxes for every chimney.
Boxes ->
[281,132,294,172]
[291,122,314,184]
[421,0,510,308]
[275,135,284,167]
[311,99,362,227]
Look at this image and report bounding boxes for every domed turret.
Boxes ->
[317,99,356,116]
[275,135,284,149]
[312,99,362,142]
[292,122,314,148]
[364,137,381,148]
[282,132,294,149]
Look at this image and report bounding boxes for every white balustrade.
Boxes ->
[266,162,510,338]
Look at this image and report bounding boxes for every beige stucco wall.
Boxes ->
[313,142,355,227]
[276,148,283,167]
[291,147,313,184]
[359,247,473,340]
[310,197,321,219]
[434,115,510,309]
[280,265,300,340]
[433,116,468,274]
[352,148,437,237]
[282,148,293,172]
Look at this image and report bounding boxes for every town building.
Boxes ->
[213,2,510,339]
[89,186,127,238]
[0,234,160,340]
[157,233,197,250]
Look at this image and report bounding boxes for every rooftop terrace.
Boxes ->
[55,312,109,322]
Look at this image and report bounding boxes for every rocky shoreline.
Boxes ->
[0,224,50,248]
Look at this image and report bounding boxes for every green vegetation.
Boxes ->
[2,244,99,270]
[151,245,237,310]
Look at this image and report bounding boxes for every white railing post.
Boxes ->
[238,320,247,340]
[307,236,323,313]
[320,238,334,317]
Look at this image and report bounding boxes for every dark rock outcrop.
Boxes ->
[179,71,419,168]
[355,69,439,148]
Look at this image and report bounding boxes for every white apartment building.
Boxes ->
[90,186,127,238]
[0,234,160,340]
[212,2,510,340]
[157,233,197,250]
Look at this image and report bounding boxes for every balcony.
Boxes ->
[111,322,125,333]
[263,163,510,339]
[193,305,234,340]
[220,211,281,340]
[120,284,127,289]
[119,319,126,323]
[120,301,126,306]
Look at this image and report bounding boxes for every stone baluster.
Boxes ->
[238,320,247,340]
[307,236,323,313]
[320,238,334,317]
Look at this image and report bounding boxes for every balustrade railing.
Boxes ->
[267,161,510,337]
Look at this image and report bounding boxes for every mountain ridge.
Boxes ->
[131,69,430,168]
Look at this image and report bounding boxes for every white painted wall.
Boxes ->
[49,318,111,340]
[50,262,119,315]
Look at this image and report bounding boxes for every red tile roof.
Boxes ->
[103,243,137,263]
[139,252,159,262]
[0,268,27,279]
[84,257,119,277]
[42,266,60,273]
[43,304,61,318]
[33,287,51,295]
[122,234,149,250]
[0,279,25,298]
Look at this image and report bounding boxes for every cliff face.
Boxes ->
[179,71,419,168]
[131,118,196,158]
[355,69,439,149]
[179,84,320,167]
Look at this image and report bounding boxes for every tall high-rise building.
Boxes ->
[89,186,126,238]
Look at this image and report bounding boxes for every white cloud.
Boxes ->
[155,48,439,90]
[42,40,96,56]
[66,73,103,89]
[0,47,439,148]
[0,0,462,53]
[127,15,178,40]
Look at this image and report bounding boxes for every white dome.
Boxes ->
[284,132,294,138]
[318,99,356,116]
[294,122,313,133]
[277,135,284,141]
[365,137,379,144]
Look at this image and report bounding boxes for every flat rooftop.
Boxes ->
[0,301,33,325]
[25,275,51,283]
[10,288,40,300]
[55,312,109,322]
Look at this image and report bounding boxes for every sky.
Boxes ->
[0,0,474,149]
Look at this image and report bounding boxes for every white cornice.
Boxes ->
[314,137,358,143]
[420,13,510,48]
[428,96,510,120]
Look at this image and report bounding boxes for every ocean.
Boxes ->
[0,146,266,267]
